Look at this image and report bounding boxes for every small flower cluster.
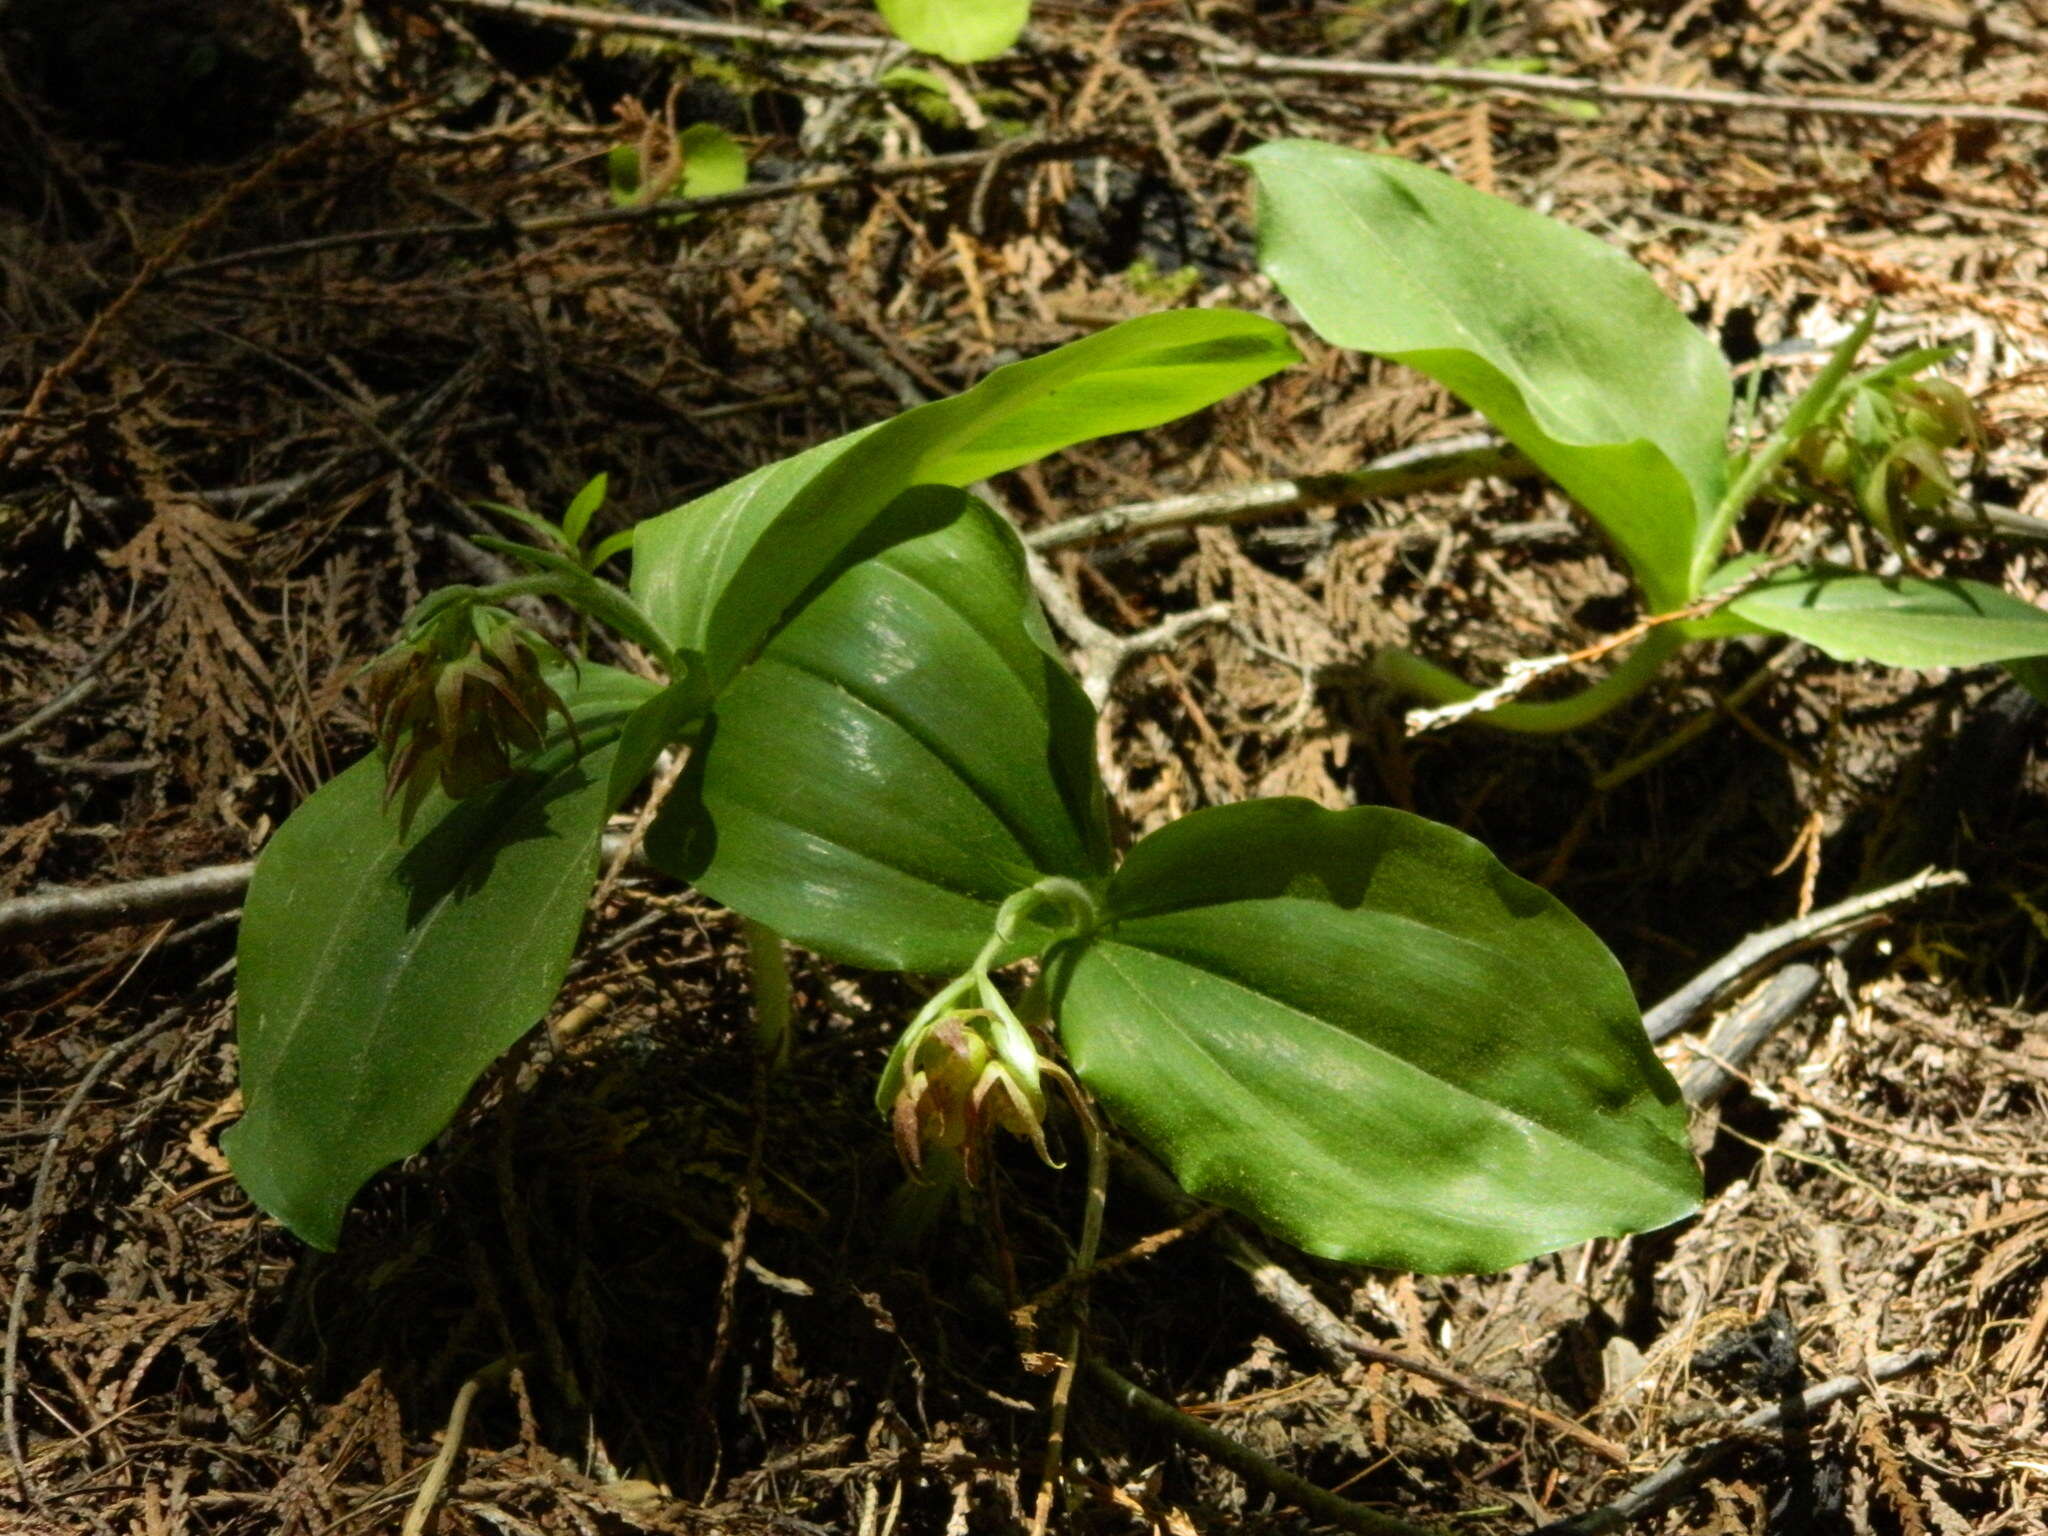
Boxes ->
[361,601,573,826]
[1791,369,1981,557]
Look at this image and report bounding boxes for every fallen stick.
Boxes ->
[1186,43,2048,129]
[1113,1148,1630,1465]
[1081,1355,1443,1536]
[1532,1349,1938,1535]
[0,834,639,947]
[1026,437,1533,551]
[164,135,1121,281]
[1642,866,1967,1042]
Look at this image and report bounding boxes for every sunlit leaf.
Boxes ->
[1050,799,1700,1272]
[876,0,1028,62]
[646,487,1108,972]
[1245,139,1731,609]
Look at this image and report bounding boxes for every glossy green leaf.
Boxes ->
[876,0,1028,62]
[226,666,660,1249]
[1048,799,1700,1272]
[1729,566,2048,667]
[645,487,1108,973]
[630,309,1298,687]
[1245,140,1731,609]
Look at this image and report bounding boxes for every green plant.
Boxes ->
[607,122,747,226]
[875,0,1027,63]
[226,308,1699,1279]
[1246,139,2048,731]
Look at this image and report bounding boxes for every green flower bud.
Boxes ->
[1895,377,1978,452]
[888,1007,1052,1185]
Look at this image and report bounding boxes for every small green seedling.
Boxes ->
[227,308,1698,1287]
[607,123,747,227]
[1246,140,2048,731]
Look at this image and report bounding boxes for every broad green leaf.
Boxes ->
[1048,799,1700,1272]
[2004,655,2048,704]
[1729,566,2048,668]
[226,666,659,1249]
[1244,140,1731,610]
[645,487,1108,973]
[876,0,1028,62]
[630,309,1297,687]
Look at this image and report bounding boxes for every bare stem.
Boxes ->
[1377,628,1684,734]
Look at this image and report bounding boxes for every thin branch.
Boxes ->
[1082,1355,1444,1536]
[163,136,1120,281]
[1669,963,1825,1112]
[442,0,892,53]
[1026,437,1532,551]
[0,591,169,752]
[1113,1148,1631,1466]
[1642,867,1967,1042]
[1533,1350,1938,1536]
[1071,602,1234,709]
[0,833,638,947]
[398,1372,486,1536]
[0,863,257,946]
[1190,44,2048,129]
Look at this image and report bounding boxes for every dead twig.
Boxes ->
[1668,963,1826,1112]
[163,137,1121,282]
[0,862,257,946]
[1532,1349,1938,1535]
[1643,866,1967,1042]
[1186,42,2048,129]
[398,1371,486,1536]
[0,833,641,947]
[0,591,169,752]
[1026,437,1532,551]
[442,0,892,54]
[1113,1149,1631,1465]
[1081,1355,1443,1536]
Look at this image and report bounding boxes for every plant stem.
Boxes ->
[1028,1085,1108,1536]
[1376,627,1684,734]
[742,920,793,1069]
[1687,304,1878,595]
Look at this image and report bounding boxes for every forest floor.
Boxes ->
[5,1,2048,1532]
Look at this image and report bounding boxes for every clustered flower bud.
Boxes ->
[360,602,573,828]
[1788,371,1982,558]
[888,1007,1053,1186]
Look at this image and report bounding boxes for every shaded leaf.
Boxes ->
[226,666,659,1249]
